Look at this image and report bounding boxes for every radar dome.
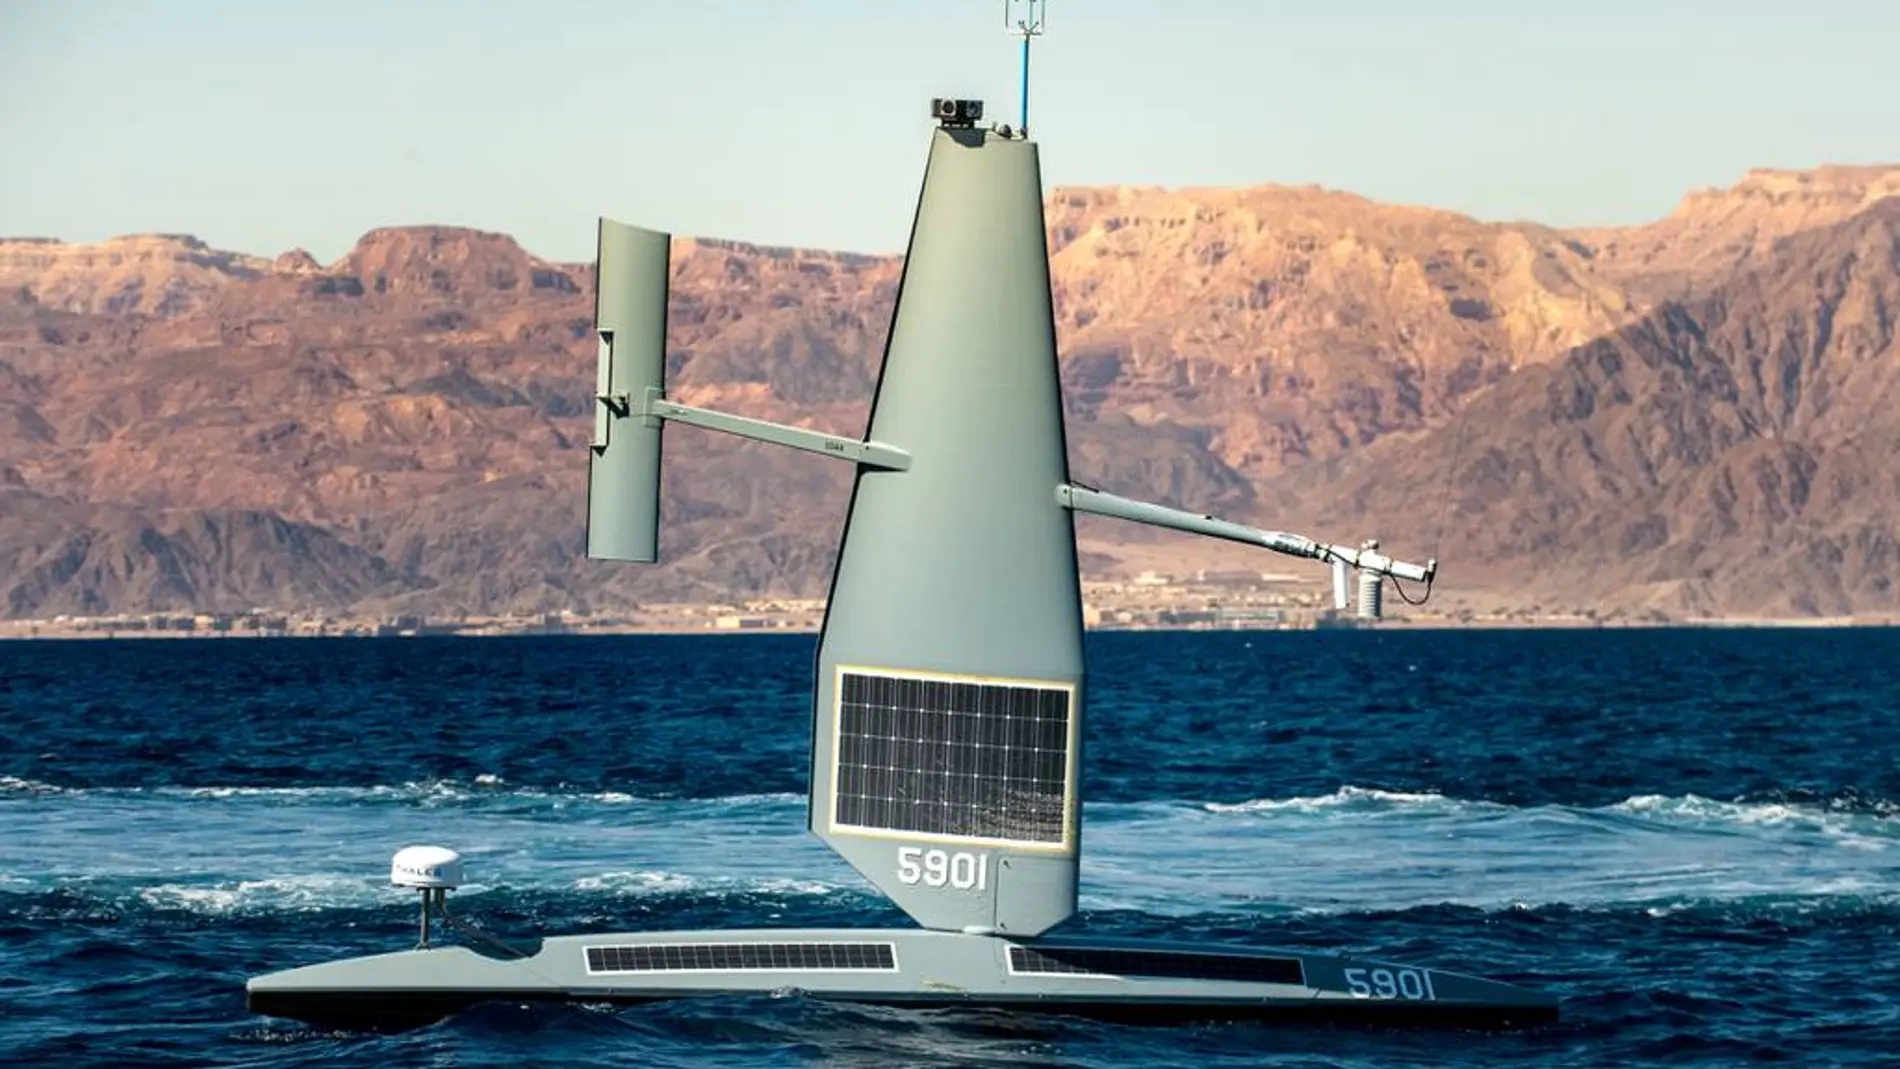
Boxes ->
[391,845,464,890]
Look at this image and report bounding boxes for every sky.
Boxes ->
[2,0,1896,264]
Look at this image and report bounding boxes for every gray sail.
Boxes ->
[586,219,670,563]
[810,126,1085,937]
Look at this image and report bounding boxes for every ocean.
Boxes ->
[3,628,1896,1067]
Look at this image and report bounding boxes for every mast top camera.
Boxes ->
[930,98,984,128]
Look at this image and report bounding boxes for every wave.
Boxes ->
[1200,786,1477,814]
[135,874,381,915]
[0,775,805,808]
[0,868,864,919]
[573,870,845,898]
[6,778,1894,921]
[1187,786,1898,835]
[10,773,1898,825]
[5,879,1895,927]
[7,776,1897,857]
[1606,792,1895,831]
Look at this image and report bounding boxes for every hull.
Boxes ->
[247,928,1558,1032]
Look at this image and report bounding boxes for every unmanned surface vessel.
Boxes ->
[246,93,1558,1033]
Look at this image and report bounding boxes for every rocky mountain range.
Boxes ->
[2,163,1896,620]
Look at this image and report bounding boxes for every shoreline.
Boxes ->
[3,616,1893,640]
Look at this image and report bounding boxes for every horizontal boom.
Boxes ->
[1056,484,1435,583]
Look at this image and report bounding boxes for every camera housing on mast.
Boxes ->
[930,97,984,128]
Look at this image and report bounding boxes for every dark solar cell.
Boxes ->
[585,942,898,973]
[1008,946,1305,986]
[834,670,1070,844]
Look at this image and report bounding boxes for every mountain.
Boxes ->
[1570,164,1900,300]
[1044,185,1634,478]
[0,233,269,317]
[1,166,1895,620]
[1290,198,1900,618]
[0,488,409,616]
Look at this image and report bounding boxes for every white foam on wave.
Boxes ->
[1609,792,1876,827]
[1201,786,1470,815]
[2,779,810,810]
[574,869,843,898]
[173,784,435,801]
[1183,787,1897,839]
[1598,793,1896,851]
[134,874,390,915]
[709,792,805,806]
[573,869,697,894]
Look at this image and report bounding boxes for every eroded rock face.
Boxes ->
[1043,184,1636,477]
[1570,164,1900,299]
[273,249,321,275]
[1,167,1896,618]
[333,226,582,297]
[0,233,269,317]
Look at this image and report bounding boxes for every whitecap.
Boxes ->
[1202,785,1463,814]
[134,874,389,915]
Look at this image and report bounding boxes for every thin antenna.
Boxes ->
[1004,0,1046,133]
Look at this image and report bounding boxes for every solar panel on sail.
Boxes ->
[832,668,1072,846]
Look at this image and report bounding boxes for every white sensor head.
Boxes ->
[391,845,464,890]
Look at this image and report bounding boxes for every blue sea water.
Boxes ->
[2,628,1897,1067]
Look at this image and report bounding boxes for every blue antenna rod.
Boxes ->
[1020,31,1031,130]
[1006,1,1045,133]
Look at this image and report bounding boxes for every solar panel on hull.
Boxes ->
[834,669,1072,846]
[1008,946,1305,986]
[585,942,898,974]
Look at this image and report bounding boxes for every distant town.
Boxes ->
[3,567,1852,640]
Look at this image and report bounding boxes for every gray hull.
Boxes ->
[247,928,1557,1032]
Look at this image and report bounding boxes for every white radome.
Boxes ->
[390,845,464,890]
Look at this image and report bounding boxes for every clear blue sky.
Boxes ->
[2,0,1894,263]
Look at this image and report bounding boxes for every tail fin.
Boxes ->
[586,218,670,563]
